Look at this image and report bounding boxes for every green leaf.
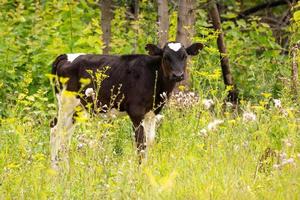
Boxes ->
[221,12,237,19]
[293,10,300,22]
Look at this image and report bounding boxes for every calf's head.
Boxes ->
[145,42,203,82]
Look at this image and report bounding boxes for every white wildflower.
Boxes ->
[202,99,214,110]
[273,99,282,108]
[273,164,280,169]
[279,152,287,160]
[77,143,84,149]
[111,114,117,118]
[243,111,257,122]
[117,170,123,175]
[283,139,292,147]
[297,153,300,159]
[85,88,95,97]
[189,92,195,97]
[207,119,224,131]
[199,128,208,137]
[281,158,294,166]
[170,91,199,108]
[88,140,96,147]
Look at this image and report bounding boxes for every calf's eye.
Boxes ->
[164,56,171,62]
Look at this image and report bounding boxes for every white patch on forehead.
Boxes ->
[167,43,182,52]
[67,53,85,62]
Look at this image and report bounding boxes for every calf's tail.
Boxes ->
[51,54,67,93]
[52,54,67,75]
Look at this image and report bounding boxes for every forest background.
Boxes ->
[0,0,300,199]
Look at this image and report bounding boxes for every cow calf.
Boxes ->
[50,42,203,169]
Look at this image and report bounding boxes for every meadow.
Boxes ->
[1,88,300,199]
[0,1,300,199]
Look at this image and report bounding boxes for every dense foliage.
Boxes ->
[0,0,299,199]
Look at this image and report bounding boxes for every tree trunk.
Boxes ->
[176,0,196,89]
[133,0,139,53]
[100,0,113,54]
[208,1,238,104]
[291,41,299,99]
[176,0,196,47]
[157,0,169,48]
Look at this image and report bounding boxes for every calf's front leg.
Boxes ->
[142,111,157,147]
[128,106,148,162]
[132,117,147,161]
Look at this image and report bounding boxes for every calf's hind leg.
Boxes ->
[50,91,80,170]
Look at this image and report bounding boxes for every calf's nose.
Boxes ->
[171,72,184,82]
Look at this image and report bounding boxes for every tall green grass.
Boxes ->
[1,90,299,199]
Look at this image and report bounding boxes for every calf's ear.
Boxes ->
[186,43,204,56]
[145,44,163,56]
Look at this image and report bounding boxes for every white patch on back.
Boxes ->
[142,111,156,146]
[167,43,182,52]
[67,53,85,62]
